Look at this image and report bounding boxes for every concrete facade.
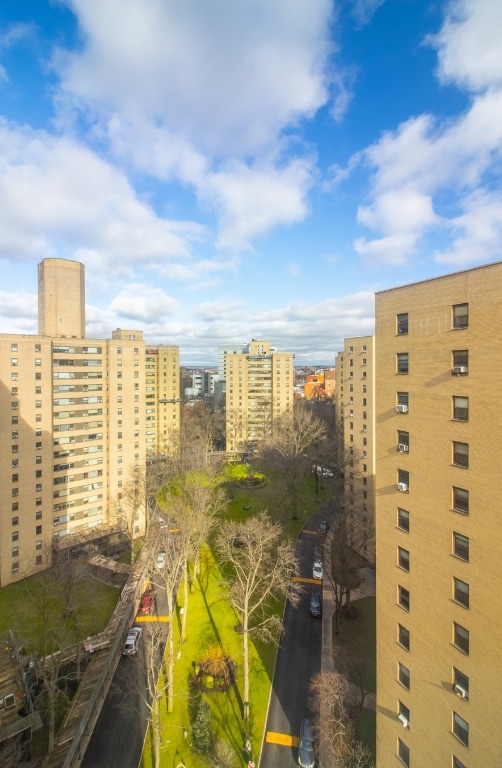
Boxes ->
[335,336,375,563]
[375,262,502,767]
[0,260,180,587]
[225,340,294,452]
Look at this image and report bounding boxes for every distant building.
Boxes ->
[0,258,180,587]
[375,262,502,767]
[303,368,336,400]
[225,340,294,453]
[335,336,375,564]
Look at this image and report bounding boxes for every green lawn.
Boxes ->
[0,571,120,652]
[141,547,276,768]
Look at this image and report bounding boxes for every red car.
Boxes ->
[138,589,155,615]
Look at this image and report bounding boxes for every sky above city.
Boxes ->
[0,0,501,364]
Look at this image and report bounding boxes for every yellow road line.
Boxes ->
[292,576,322,584]
[265,732,299,747]
[135,615,170,622]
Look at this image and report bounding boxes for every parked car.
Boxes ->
[138,588,155,615]
[156,551,167,569]
[309,591,322,618]
[318,519,329,534]
[312,561,323,581]
[313,545,322,562]
[123,626,142,655]
[298,718,315,767]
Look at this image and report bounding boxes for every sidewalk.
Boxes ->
[321,529,376,711]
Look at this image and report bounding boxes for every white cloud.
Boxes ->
[349,0,502,270]
[287,261,301,277]
[348,0,385,27]
[207,158,314,250]
[56,0,333,156]
[431,0,502,92]
[50,0,335,249]
[109,284,180,323]
[0,120,205,269]
[435,189,502,265]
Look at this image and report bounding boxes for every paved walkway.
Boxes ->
[321,529,376,711]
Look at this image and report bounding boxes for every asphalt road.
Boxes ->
[81,577,170,768]
[259,522,325,768]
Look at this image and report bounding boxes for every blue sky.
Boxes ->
[0,0,501,365]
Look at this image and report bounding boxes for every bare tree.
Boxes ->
[178,401,225,471]
[215,512,301,734]
[151,522,191,713]
[309,669,374,768]
[258,403,326,518]
[160,474,228,642]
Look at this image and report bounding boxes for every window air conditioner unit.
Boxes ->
[398,444,409,453]
[452,366,468,374]
[397,482,408,492]
[454,684,468,700]
[397,714,410,729]
[396,404,408,413]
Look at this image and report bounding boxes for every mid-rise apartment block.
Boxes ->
[225,340,294,452]
[0,259,180,587]
[335,336,375,563]
[375,262,502,767]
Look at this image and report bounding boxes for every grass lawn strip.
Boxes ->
[142,546,274,767]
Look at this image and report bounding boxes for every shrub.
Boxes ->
[192,697,214,753]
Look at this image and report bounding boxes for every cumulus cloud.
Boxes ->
[348,0,502,268]
[0,120,205,269]
[50,0,335,249]
[431,0,502,91]
[109,284,180,323]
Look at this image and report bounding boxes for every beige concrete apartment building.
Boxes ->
[0,259,180,587]
[335,336,375,563]
[375,262,502,768]
[225,340,294,452]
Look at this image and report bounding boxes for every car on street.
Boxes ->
[298,717,315,767]
[138,588,155,615]
[312,561,323,581]
[309,591,322,618]
[122,626,142,655]
[156,551,167,569]
[318,519,329,534]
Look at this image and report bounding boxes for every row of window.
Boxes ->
[399,735,467,767]
[397,349,468,375]
[397,304,468,336]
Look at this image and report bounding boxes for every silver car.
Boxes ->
[312,561,323,581]
[123,626,142,655]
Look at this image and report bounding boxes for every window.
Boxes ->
[398,469,409,490]
[453,757,467,768]
[12,562,19,573]
[397,353,409,374]
[12,531,18,542]
[398,431,409,452]
[398,585,410,611]
[398,701,410,726]
[453,442,468,468]
[453,532,469,561]
[398,662,410,690]
[454,578,469,608]
[398,547,410,571]
[36,525,42,535]
[11,358,18,366]
[12,547,19,557]
[36,540,42,550]
[453,668,469,700]
[398,738,410,767]
[453,396,468,421]
[453,350,468,371]
[453,487,469,515]
[11,372,18,381]
[12,516,18,526]
[397,391,409,410]
[453,712,469,746]
[453,623,469,654]
[453,303,468,329]
[397,313,409,335]
[36,555,43,566]
[398,508,410,532]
